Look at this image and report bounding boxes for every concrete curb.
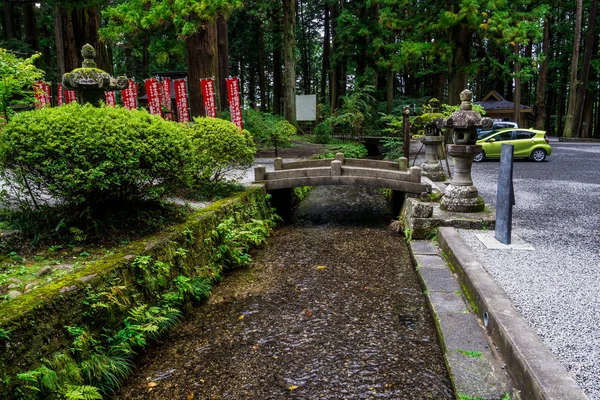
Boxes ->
[437,227,588,400]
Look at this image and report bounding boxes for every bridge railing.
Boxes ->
[254,153,431,194]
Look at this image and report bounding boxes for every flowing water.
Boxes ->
[116,186,454,399]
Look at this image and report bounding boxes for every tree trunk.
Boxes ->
[535,16,550,130]
[272,7,283,115]
[321,3,330,104]
[63,10,80,72]
[23,3,38,52]
[186,23,218,118]
[386,68,394,114]
[581,85,595,138]
[298,0,310,94]
[563,0,583,137]
[3,1,16,41]
[258,22,267,112]
[572,0,598,137]
[330,1,340,112]
[513,44,521,124]
[283,0,297,125]
[53,6,66,77]
[217,14,229,111]
[86,7,112,74]
[448,22,471,104]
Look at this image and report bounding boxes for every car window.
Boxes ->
[490,130,513,141]
[513,130,534,140]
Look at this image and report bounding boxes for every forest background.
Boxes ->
[1,0,598,139]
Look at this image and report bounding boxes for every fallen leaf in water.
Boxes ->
[238,315,244,320]
[315,265,326,270]
[148,382,157,388]
[288,385,299,391]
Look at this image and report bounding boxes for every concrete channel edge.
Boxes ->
[436,226,588,400]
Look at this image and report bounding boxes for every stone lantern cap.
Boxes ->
[438,89,492,131]
[62,44,129,92]
[438,89,493,145]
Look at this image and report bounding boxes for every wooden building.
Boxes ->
[475,90,533,128]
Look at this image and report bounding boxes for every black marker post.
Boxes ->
[495,144,515,244]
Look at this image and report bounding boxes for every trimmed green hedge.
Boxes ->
[0,186,275,399]
[189,117,256,183]
[0,104,195,209]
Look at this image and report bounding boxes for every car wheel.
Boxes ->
[530,148,546,162]
[473,150,485,162]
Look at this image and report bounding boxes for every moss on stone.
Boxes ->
[0,186,273,397]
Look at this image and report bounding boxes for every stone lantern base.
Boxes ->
[441,144,485,212]
[420,136,446,181]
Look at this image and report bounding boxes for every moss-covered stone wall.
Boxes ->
[0,185,273,398]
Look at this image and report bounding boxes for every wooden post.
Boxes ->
[403,106,411,159]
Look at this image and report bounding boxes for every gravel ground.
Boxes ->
[458,139,600,399]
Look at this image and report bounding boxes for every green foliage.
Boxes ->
[0,104,195,212]
[0,49,45,122]
[244,109,296,150]
[320,86,377,140]
[456,349,483,358]
[204,216,276,270]
[292,186,312,202]
[381,137,404,160]
[313,121,335,144]
[0,327,11,340]
[187,117,256,183]
[314,142,368,159]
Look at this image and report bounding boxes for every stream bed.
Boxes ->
[115,186,454,399]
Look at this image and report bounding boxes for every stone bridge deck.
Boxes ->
[253,153,431,194]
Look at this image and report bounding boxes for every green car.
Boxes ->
[474,128,552,162]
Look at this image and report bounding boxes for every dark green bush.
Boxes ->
[0,104,195,211]
[187,117,256,182]
[243,109,296,150]
[314,142,368,159]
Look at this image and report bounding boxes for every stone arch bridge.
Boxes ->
[253,153,431,217]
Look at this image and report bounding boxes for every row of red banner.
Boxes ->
[33,77,243,129]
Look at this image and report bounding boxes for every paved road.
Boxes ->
[463,140,600,398]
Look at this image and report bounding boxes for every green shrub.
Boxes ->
[314,142,368,159]
[187,117,256,182]
[314,121,333,144]
[243,109,296,150]
[0,104,195,210]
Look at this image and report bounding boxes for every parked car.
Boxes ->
[474,128,552,162]
[477,121,519,138]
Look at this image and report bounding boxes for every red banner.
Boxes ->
[65,89,77,104]
[174,79,190,123]
[57,83,63,106]
[105,91,116,107]
[145,78,162,116]
[200,78,216,118]
[161,78,173,120]
[121,79,137,110]
[226,77,243,129]
[34,81,51,109]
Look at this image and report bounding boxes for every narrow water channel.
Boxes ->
[116,186,454,399]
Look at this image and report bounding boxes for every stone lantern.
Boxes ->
[414,98,445,181]
[62,44,129,106]
[438,89,492,212]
